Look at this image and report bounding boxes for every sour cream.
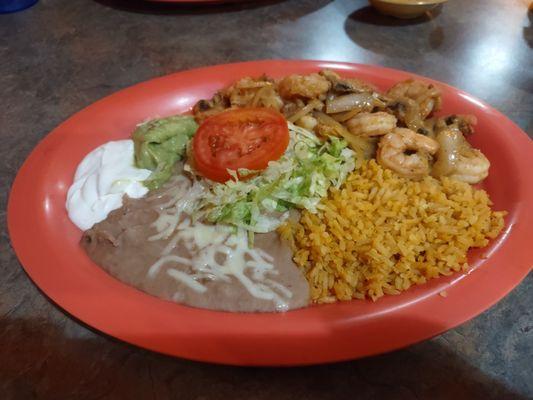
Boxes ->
[66,140,152,230]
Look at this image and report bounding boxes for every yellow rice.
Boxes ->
[279,160,506,303]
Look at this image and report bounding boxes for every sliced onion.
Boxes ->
[331,108,361,122]
[314,111,350,136]
[325,93,375,114]
[314,111,374,164]
[287,99,323,123]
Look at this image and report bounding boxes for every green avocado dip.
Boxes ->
[133,115,198,190]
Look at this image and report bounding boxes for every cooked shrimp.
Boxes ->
[387,79,442,119]
[250,86,284,110]
[277,73,331,100]
[221,77,277,108]
[432,129,489,184]
[377,128,439,179]
[346,112,397,137]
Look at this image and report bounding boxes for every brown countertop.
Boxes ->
[1,0,532,398]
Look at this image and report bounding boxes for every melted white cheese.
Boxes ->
[66,140,151,230]
[147,176,292,311]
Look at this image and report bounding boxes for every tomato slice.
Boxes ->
[192,108,290,182]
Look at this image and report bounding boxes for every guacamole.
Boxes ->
[133,115,198,190]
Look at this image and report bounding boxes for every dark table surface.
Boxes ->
[1,0,532,398]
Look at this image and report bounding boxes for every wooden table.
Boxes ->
[1,0,531,398]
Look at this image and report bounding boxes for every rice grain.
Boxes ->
[279,160,506,302]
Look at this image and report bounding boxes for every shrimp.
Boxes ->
[346,112,397,137]
[377,128,440,179]
[223,76,281,108]
[277,73,331,100]
[387,79,442,119]
[432,129,489,184]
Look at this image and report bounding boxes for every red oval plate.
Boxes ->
[8,60,533,366]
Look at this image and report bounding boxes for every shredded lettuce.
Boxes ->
[192,123,356,233]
